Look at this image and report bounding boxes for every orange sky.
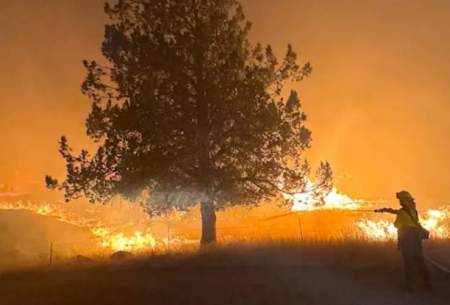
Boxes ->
[1,0,449,207]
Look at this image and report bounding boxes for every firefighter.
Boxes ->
[375,191,431,291]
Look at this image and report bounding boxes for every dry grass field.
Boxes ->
[0,240,449,305]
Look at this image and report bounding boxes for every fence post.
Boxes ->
[167,223,170,252]
[297,214,304,241]
[49,242,53,266]
[446,212,450,235]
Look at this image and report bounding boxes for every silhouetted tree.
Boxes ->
[46,0,332,245]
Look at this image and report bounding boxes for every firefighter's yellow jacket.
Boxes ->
[394,202,420,230]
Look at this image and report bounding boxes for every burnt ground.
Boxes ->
[0,241,449,305]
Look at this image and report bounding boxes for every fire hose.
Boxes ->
[260,210,450,274]
[425,255,450,275]
[260,209,378,221]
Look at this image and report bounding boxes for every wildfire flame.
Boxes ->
[91,227,156,251]
[0,201,157,252]
[1,185,448,254]
[356,208,450,240]
[287,180,450,240]
[291,186,362,211]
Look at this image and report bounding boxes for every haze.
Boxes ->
[1,0,449,207]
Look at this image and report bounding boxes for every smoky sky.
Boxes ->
[1,0,450,206]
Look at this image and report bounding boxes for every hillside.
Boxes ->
[0,210,95,270]
[0,241,448,305]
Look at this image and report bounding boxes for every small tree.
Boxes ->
[47,0,332,245]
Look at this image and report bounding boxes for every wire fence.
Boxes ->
[1,208,449,271]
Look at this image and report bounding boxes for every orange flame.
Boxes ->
[288,180,450,240]
[356,207,450,240]
[0,200,158,252]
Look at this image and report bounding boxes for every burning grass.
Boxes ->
[0,180,449,272]
[1,197,449,269]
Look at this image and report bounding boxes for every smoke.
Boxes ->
[0,210,95,270]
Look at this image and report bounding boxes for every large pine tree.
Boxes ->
[47,0,331,245]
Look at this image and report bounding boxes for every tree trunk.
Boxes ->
[200,200,216,245]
